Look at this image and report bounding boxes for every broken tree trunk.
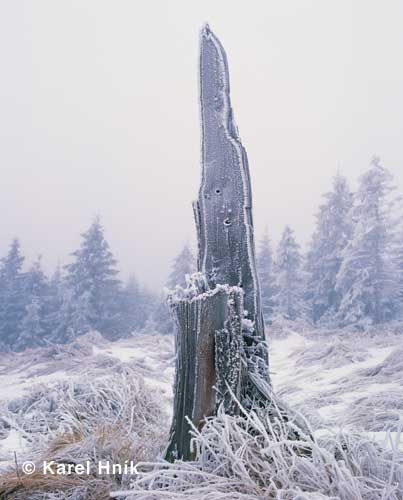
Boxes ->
[165,25,272,462]
[165,276,244,461]
[194,24,270,397]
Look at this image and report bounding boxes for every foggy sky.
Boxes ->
[1,1,403,290]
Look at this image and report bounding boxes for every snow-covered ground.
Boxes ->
[0,325,402,469]
[0,332,174,468]
[269,325,403,449]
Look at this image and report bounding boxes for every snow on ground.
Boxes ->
[0,324,402,469]
[94,335,175,402]
[0,332,174,469]
[269,323,403,448]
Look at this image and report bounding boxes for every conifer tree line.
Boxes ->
[258,156,403,328]
[2,156,400,350]
[0,216,196,351]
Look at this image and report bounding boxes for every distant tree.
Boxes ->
[23,256,49,299]
[65,216,121,338]
[335,157,399,326]
[305,174,353,323]
[0,239,26,346]
[50,286,92,344]
[119,275,142,335]
[257,230,276,322]
[15,297,44,351]
[153,294,175,335]
[394,223,403,315]
[42,265,67,340]
[156,244,195,335]
[14,256,49,349]
[166,244,195,289]
[119,275,156,335]
[273,227,304,320]
[65,290,92,341]
[0,239,24,284]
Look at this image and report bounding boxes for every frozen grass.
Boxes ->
[345,390,403,432]
[114,398,403,500]
[1,326,403,499]
[360,348,403,383]
[0,369,168,500]
[268,323,403,436]
[294,337,367,369]
[2,370,166,454]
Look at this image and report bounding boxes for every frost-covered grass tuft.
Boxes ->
[0,369,168,500]
[114,399,403,500]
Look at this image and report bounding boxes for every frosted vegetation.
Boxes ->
[0,325,402,499]
[115,406,402,500]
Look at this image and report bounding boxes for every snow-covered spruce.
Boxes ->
[335,157,400,327]
[305,173,353,324]
[257,230,276,323]
[273,226,305,320]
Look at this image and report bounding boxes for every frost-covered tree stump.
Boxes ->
[165,276,244,461]
[165,25,272,461]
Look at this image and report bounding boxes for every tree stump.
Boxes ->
[165,25,272,461]
[165,278,244,461]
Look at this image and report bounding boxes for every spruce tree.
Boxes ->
[119,275,154,335]
[43,265,65,340]
[0,239,26,346]
[257,230,275,322]
[15,297,44,351]
[50,286,90,343]
[160,244,195,335]
[305,174,353,323]
[273,227,304,320]
[66,290,92,340]
[65,216,121,338]
[15,256,49,349]
[23,256,49,299]
[394,225,403,315]
[166,244,195,289]
[153,294,175,335]
[335,157,399,326]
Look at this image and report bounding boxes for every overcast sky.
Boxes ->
[1,1,403,289]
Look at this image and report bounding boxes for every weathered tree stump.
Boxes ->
[165,277,244,461]
[165,25,272,461]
